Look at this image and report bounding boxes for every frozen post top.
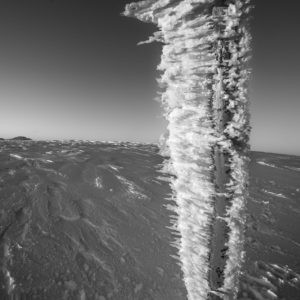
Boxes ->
[124,1,252,299]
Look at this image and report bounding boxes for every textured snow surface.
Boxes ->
[0,140,188,299]
[257,161,278,168]
[124,1,252,299]
[262,190,288,199]
[1,140,300,299]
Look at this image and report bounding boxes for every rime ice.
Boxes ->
[124,1,252,299]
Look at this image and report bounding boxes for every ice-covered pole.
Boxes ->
[123,1,252,299]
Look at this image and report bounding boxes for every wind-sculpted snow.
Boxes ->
[0,141,300,299]
[124,0,252,299]
[257,161,278,168]
[0,140,187,299]
[240,152,300,300]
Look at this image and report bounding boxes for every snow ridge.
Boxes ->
[124,1,252,299]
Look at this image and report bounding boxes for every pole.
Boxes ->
[124,1,252,299]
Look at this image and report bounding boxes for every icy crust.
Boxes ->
[124,1,251,299]
[166,107,217,299]
[222,152,249,297]
[125,2,220,299]
[214,1,252,298]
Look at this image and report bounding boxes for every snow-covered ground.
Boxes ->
[0,141,299,299]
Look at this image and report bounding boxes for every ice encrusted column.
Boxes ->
[124,1,252,299]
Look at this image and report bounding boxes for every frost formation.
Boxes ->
[124,1,252,299]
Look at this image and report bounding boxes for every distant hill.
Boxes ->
[10,136,32,141]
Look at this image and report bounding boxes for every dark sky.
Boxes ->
[0,1,299,155]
